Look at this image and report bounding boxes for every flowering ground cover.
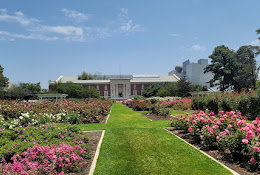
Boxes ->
[0,99,112,128]
[170,110,260,173]
[0,124,88,174]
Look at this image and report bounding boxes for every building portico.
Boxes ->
[110,78,131,98]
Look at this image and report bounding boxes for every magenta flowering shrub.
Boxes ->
[0,124,88,163]
[171,110,260,171]
[0,142,87,174]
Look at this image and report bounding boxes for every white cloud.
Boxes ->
[170,33,180,37]
[118,8,128,19]
[0,30,58,41]
[248,39,259,46]
[120,20,141,33]
[34,25,84,41]
[191,44,206,51]
[0,9,7,14]
[0,8,144,42]
[0,9,38,26]
[38,25,83,36]
[118,8,142,33]
[61,8,88,22]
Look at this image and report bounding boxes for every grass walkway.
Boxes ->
[79,103,232,175]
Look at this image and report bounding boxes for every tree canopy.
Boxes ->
[204,45,235,91]
[0,65,9,90]
[234,45,259,90]
[205,45,259,91]
[53,82,100,99]
[142,80,198,98]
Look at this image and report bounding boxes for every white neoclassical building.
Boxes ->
[49,74,180,99]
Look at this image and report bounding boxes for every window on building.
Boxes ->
[141,84,144,90]
[104,91,108,97]
[134,84,136,90]
[133,90,137,96]
[105,85,107,91]
[96,85,99,90]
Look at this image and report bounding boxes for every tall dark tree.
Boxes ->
[257,28,260,39]
[204,45,236,91]
[234,45,259,90]
[176,79,192,97]
[0,65,9,91]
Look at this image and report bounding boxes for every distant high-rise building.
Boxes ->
[169,59,214,88]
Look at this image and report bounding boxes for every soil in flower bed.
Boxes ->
[141,113,172,121]
[68,131,102,175]
[99,114,109,123]
[166,127,257,175]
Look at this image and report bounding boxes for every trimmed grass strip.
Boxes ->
[92,104,232,175]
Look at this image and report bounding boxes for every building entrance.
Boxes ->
[118,84,123,97]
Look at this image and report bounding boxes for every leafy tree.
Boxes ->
[191,84,208,92]
[84,86,100,98]
[78,71,93,80]
[54,82,85,98]
[0,65,9,91]
[142,84,161,97]
[162,82,178,96]
[53,82,100,99]
[20,82,41,94]
[257,28,260,39]
[176,79,192,97]
[156,89,170,97]
[5,82,42,100]
[7,85,30,100]
[204,45,236,91]
[234,45,259,90]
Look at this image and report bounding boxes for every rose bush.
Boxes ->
[0,99,112,127]
[123,98,191,116]
[0,123,89,174]
[170,110,260,171]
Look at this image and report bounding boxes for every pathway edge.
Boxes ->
[105,108,112,124]
[83,130,106,175]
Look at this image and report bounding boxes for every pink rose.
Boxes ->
[242,139,249,144]
[250,158,256,163]
[188,127,192,132]
[257,128,260,133]
[216,136,220,140]
[254,147,259,152]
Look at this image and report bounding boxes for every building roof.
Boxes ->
[50,74,180,84]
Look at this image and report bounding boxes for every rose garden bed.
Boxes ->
[0,99,111,175]
[166,127,255,175]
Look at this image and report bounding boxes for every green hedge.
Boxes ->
[192,90,260,119]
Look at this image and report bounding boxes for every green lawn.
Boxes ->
[79,103,232,175]
[171,110,194,116]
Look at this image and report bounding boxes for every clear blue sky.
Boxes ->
[1,0,259,89]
